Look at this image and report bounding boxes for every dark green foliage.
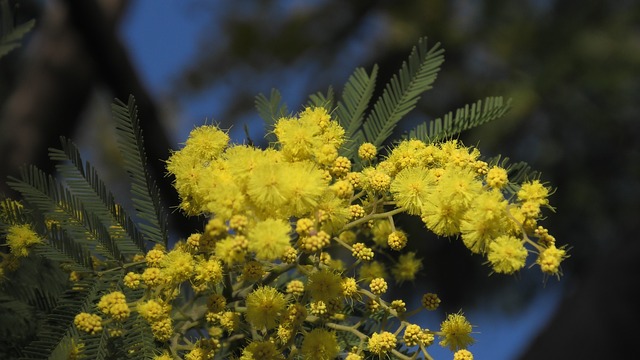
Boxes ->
[0,10,35,59]
[337,65,378,160]
[362,37,444,149]
[408,96,512,143]
[112,95,168,247]
[18,279,99,359]
[306,86,335,111]
[255,88,290,144]
[0,95,169,359]
[49,137,147,255]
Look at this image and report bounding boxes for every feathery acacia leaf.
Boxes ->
[33,224,94,272]
[256,88,290,144]
[112,95,167,247]
[0,19,35,58]
[363,37,445,149]
[49,137,146,255]
[408,96,512,142]
[336,65,378,160]
[306,86,335,111]
[19,279,100,359]
[6,166,127,261]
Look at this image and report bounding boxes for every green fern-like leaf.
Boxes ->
[306,86,335,111]
[6,166,125,261]
[255,88,289,144]
[32,224,94,271]
[112,96,167,247]
[0,18,35,59]
[336,65,378,160]
[49,137,146,255]
[408,96,512,142]
[363,37,444,149]
[18,279,100,359]
[487,155,541,197]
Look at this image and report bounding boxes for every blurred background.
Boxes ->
[1,0,639,359]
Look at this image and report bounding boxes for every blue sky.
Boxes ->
[119,2,563,359]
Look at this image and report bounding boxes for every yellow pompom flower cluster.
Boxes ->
[74,312,102,334]
[5,224,42,257]
[97,291,130,321]
[368,331,397,356]
[62,104,563,359]
[439,313,474,351]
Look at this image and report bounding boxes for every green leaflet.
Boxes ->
[306,86,335,112]
[255,88,290,144]
[49,137,146,255]
[7,166,120,261]
[363,37,445,150]
[336,65,378,160]
[0,13,35,59]
[408,96,512,143]
[112,96,168,247]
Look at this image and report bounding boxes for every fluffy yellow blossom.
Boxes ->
[537,245,567,276]
[487,235,528,274]
[371,219,393,247]
[285,162,328,216]
[247,161,291,212]
[245,286,286,329]
[214,235,248,265]
[274,115,320,162]
[391,252,422,284]
[368,331,397,356]
[240,340,284,360]
[341,277,359,298]
[183,124,229,161]
[460,190,510,254]
[74,313,102,334]
[387,139,429,173]
[454,349,474,360]
[240,261,264,282]
[301,329,340,360]
[159,248,194,284]
[390,167,433,215]
[192,257,224,292]
[5,224,42,257]
[138,299,170,322]
[308,269,343,302]
[421,192,464,236]
[439,313,474,351]
[247,218,291,261]
[359,261,388,282]
[517,180,550,205]
[207,294,227,313]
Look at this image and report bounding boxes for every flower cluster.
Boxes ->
[67,106,565,359]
